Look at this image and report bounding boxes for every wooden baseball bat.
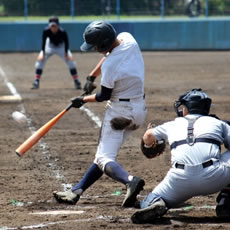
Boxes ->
[15,103,73,157]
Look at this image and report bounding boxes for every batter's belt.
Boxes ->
[110,94,145,102]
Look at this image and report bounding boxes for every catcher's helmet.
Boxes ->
[80,21,116,52]
[174,88,212,117]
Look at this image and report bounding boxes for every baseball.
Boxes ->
[12,111,27,124]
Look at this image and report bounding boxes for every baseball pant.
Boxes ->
[35,38,76,71]
[140,151,230,209]
[94,98,147,171]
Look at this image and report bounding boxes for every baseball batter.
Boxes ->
[31,16,81,90]
[53,20,147,207]
[131,88,230,224]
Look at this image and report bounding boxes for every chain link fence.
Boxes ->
[0,0,230,19]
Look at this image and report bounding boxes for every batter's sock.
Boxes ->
[70,68,77,76]
[35,68,42,76]
[72,75,79,80]
[71,163,103,192]
[104,161,130,185]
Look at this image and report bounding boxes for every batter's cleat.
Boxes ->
[122,176,145,207]
[131,198,167,224]
[53,189,81,205]
[31,80,39,89]
[74,79,82,90]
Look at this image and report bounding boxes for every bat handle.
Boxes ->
[65,91,88,111]
[65,103,73,111]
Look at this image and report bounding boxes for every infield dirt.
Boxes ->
[0,51,230,229]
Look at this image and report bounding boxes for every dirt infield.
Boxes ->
[1,51,230,229]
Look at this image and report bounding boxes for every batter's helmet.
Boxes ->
[80,21,116,52]
[174,88,212,117]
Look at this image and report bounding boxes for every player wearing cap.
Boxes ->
[31,16,81,90]
[131,88,230,224]
[53,20,147,207]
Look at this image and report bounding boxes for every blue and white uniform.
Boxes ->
[35,26,76,71]
[141,114,230,208]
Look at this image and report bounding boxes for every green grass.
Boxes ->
[0,15,229,22]
[0,15,191,22]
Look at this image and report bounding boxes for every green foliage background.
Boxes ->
[0,0,229,17]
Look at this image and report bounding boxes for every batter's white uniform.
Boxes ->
[140,114,230,208]
[94,32,147,170]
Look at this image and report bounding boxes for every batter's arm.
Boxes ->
[83,57,106,94]
[89,57,106,77]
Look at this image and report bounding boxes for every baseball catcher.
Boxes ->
[131,88,230,224]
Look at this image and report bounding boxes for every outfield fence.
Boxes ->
[0,0,230,20]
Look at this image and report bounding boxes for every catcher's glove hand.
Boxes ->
[83,76,97,95]
[141,139,166,159]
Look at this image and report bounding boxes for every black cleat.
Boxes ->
[131,198,167,224]
[122,176,145,207]
[53,190,80,205]
[31,80,39,89]
[74,79,82,90]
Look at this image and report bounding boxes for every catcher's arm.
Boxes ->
[141,126,166,159]
[143,128,157,147]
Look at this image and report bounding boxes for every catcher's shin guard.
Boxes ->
[122,176,145,207]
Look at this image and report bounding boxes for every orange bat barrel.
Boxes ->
[16,104,72,157]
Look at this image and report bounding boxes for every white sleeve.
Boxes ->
[152,121,172,141]
[222,122,230,149]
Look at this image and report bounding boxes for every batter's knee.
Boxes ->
[67,60,76,70]
[94,156,115,172]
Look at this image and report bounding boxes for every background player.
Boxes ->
[31,16,81,90]
[131,88,230,224]
[53,20,147,207]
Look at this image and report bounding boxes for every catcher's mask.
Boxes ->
[174,88,212,117]
[80,20,116,53]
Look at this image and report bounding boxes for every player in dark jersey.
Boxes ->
[31,16,81,90]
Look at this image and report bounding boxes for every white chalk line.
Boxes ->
[0,66,68,187]
[1,205,230,230]
[0,65,102,189]
[80,106,102,128]
[0,215,124,230]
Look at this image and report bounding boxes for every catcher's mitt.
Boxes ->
[141,139,166,159]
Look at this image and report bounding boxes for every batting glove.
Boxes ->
[83,76,97,95]
[71,96,85,108]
